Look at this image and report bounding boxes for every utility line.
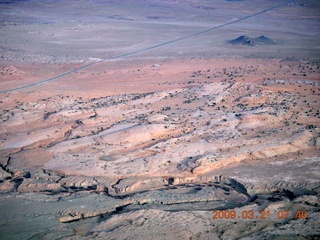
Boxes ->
[0,0,295,93]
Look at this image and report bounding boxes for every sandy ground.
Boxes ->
[0,0,320,239]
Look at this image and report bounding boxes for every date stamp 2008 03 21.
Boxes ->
[212,210,309,220]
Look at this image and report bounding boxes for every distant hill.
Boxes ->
[228,35,276,46]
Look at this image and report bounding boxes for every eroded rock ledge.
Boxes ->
[1,64,319,239]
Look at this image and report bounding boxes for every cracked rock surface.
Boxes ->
[1,73,319,239]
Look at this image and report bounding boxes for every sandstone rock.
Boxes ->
[14,170,31,178]
[60,214,83,223]
[0,168,11,181]
[59,176,99,190]
[111,177,168,195]
[147,114,169,123]
[31,170,62,182]
[17,179,62,193]
[0,180,15,193]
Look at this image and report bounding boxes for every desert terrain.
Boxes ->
[0,0,320,239]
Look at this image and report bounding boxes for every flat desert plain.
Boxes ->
[0,0,320,239]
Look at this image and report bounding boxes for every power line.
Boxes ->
[0,0,295,93]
